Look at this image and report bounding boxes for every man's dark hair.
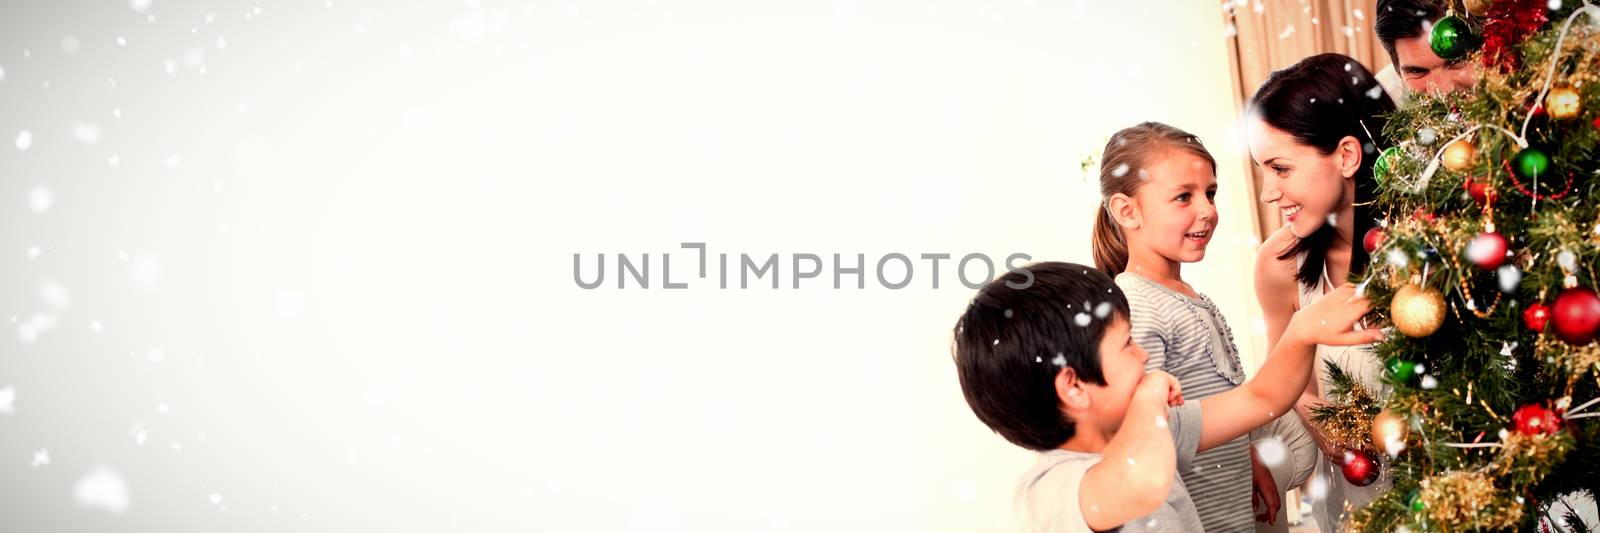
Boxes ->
[1375,0,1447,66]
[951,262,1129,451]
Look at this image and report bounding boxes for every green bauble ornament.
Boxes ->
[1408,489,1424,513]
[1511,146,1552,180]
[1386,357,1418,383]
[1374,146,1403,181]
[1430,15,1478,60]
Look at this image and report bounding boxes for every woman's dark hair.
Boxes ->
[1251,53,1396,286]
[951,262,1129,451]
[1091,122,1218,275]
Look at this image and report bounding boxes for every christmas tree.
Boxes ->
[1321,1,1600,531]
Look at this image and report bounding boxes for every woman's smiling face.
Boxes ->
[1246,117,1349,238]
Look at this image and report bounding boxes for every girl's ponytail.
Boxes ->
[1092,203,1129,275]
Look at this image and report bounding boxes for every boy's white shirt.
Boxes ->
[1013,402,1205,533]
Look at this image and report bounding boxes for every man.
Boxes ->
[1373,0,1478,102]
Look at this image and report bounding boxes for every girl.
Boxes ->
[1092,122,1318,532]
[1246,53,1397,532]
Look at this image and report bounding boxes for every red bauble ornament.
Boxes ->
[1412,207,1438,223]
[1363,228,1386,253]
[1524,302,1550,332]
[1512,403,1562,436]
[1466,232,1508,269]
[1464,177,1497,206]
[1341,449,1380,487]
[1553,287,1600,345]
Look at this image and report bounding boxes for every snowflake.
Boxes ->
[1387,249,1409,268]
[28,285,72,318]
[71,123,102,145]
[1255,438,1287,467]
[1307,474,1328,500]
[1497,265,1521,293]
[29,186,53,212]
[74,466,130,514]
[1418,127,1437,145]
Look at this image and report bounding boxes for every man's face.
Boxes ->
[1393,34,1477,94]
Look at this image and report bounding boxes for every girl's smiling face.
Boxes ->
[1126,149,1219,264]
[1246,117,1352,238]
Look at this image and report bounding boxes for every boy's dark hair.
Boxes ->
[1375,0,1446,66]
[951,262,1129,451]
[1251,53,1395,286]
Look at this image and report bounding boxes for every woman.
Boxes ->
[1246,53,1396,532]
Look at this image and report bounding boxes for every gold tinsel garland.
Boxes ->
[1363,427,1574,533]
[1492,431,1573,480]
[1316,380,1379,450]
[1534,336,1600,386]
[1562,341,1600,379]
[1419,470,1523,531]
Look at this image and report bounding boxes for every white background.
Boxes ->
[0,0,1267,530]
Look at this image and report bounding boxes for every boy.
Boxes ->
[951,262,1378,531]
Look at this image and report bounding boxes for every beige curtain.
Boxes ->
[1224,0,1391,239]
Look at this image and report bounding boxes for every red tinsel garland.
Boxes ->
[1481,0,1549,72]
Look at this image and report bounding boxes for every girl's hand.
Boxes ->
[1286,285,1384,348]
[1249,449,1280,525]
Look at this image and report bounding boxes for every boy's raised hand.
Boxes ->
[1136,370,1184,408]
[1081,369,1183,530]
[1285,284,1384,348]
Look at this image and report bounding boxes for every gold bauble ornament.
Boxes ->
[1546,84,1582,120]
[1464,0,1492,15]
[1391,284,1446,337]
[1442,138,1477,171]
[1371,408,1409,456]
